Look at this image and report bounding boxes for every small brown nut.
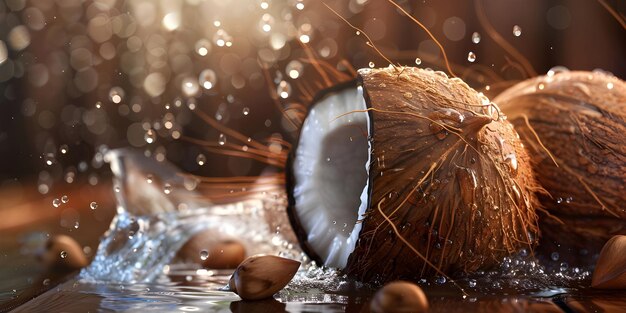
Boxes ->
[40,235,88,272]
[370,281,429,313]
[592,235,626,289]
[203,240,246,269]
[230,255,300,300]
[176,230,246,269]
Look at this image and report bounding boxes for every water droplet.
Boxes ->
[195,39,211,56]
[163,183,172,195]
[565,196,573,203]
[146,175,153,184]
[44,153,55,166]
[218,133,227,146]
[471,32,481,44]
[355,30,360,35]
[60,251,67,259]
[114,185,121,192]
[199,69,217,90]
[513,25,522,37]
[196,154,206,166]
[414,57,422,65]
[277,80,291,99]
[556,197,563,204]
[182,77,199,96]
[95,101,102,109]
[551,252,560,261]
[435,276,447,284]
[286,60,303,79]
[59,145,69,154]
[144,129,156,144]
[504,154,518,176]
[537,82,545,90]
[469,279,477,288]
[368,61,375,68]
[43,279,50,286]
[242,107,250,115]
[200,250,209,261]
[467,51,476,62]
[52,198,61,207]
[74,221,79,229]
[326,157,331,162]
[90,201,98,210]
[109,87,124,104]
[61,195,69,203]
[547,66,569,77]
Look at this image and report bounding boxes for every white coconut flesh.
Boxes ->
[292,86,371,268]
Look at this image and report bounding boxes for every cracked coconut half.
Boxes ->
[287,67,540,283]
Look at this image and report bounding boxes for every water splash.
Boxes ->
[79,149,301,283]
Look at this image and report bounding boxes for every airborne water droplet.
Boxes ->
[163,183,172,194]
[144,129,156,144]
[551,252,560,261]
[90,201,98,210]
[61,195,69,203]
[471,32,481,44]
[415,58,422,65]
[286,60,303,79]
[199,69,217,90]
[369,61,375,68]
[52,198,61,208]
[60,251,67,259]
[218,134,226,146]
[44,153,55,166]
[59,145,69,154]
[513,25,522,37]
[469,279,477,288]
[146,175,153,184]
[196,154,206,166]
[242,107,250,115]
[200,250,209,261]
[467,52,476,62]
[277,80,291,99]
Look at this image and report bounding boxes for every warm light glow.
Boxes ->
[162,13,181,31]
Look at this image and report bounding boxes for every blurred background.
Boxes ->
[0,0,624,191]
[0,0,623,306]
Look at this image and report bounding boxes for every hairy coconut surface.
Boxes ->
[287,66,540,284]
[345,67,539,283]
[494,71,626,263]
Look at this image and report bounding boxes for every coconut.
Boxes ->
[287,67,539,283]
[494,71,626,262]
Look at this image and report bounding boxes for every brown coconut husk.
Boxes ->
[342,67,539,283]
[494,71,626,264]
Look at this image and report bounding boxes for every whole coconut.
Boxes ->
[494,70,626,263]
[287,67,540,283]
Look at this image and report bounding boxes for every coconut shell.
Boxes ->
[343,67,539,283]
[494,71,626,263]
